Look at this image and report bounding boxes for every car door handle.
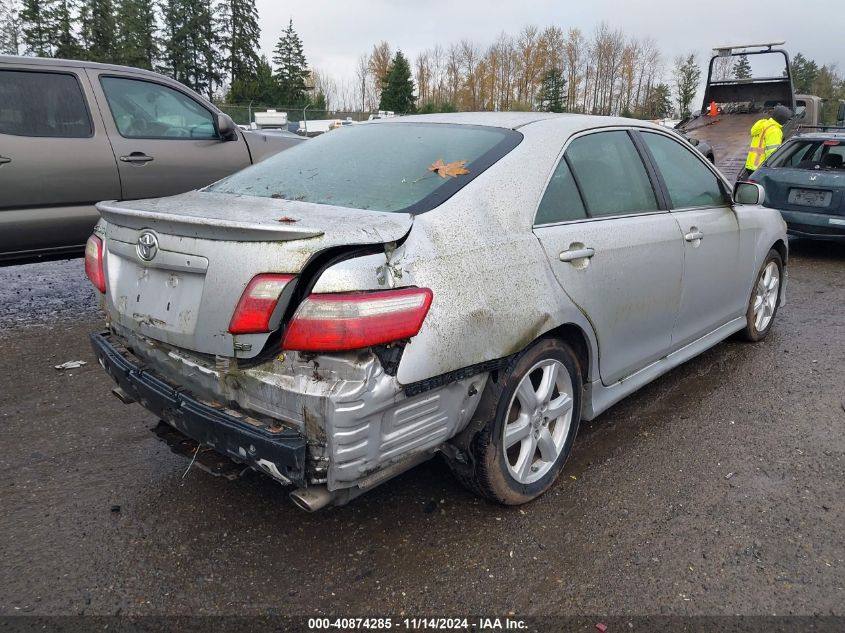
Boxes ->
[559,247,595,262]
[0,155,11,165]
[684,230,704,242]
[119,152,154,164]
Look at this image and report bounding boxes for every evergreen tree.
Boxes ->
[53,0,83,58]
[0,0,23,54]
[20,0,55,56]
[115,0,157,69]
[537,67,567,113]
[733,54,751,80]
[80,0,116,62]
[788,52,819,93]
[219,0,260,80]
[272,19,309,106]
[673,53,701,119]
[159,0,189,79]
[160,0,222,98]
[76,0,90,49]
[642,83,672,119]
[228,54,278,104]
[378,50,415,113]
[192,0,223,98]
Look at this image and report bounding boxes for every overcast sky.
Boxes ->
[255,0,841,86]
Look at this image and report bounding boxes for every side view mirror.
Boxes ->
[216,113,238,142]
[733,181,765,206]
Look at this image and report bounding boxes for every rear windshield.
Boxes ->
[207,122,521,213]
[768,138,845,170]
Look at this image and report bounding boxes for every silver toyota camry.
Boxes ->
[87,112,787,511]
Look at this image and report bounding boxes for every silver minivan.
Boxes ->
[0,56,302,262]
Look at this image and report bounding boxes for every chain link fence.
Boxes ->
[215,103,373,131]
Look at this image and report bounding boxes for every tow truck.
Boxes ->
[677,42,817,181]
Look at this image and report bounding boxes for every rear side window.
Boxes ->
[208,123,521,213]
[566,131,658,217]
[0,70,92,138]
[100,76,218,140]
[535,158,587,225]
[641,132,727,209]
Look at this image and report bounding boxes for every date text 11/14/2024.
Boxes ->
[307,617,529,630]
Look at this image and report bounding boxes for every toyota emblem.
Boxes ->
[136,231,159,262]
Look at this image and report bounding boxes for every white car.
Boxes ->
[87,112,787,510]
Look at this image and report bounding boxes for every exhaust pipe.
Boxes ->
[111,387,136,404]
[289,486,334,512]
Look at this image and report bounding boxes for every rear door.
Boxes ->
[533,129,685,385]
[0,64,120,258]
[637,130,748,347]
[86,71,251,200]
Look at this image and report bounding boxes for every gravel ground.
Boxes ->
[0,241,843,620]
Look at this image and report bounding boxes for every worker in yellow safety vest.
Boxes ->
[737,105,793,181]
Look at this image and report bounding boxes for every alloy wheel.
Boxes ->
[753,261,780,333]
[502,359,574,485]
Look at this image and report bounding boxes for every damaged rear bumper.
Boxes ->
[90,331,307,486]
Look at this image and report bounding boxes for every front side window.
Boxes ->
[0,70,92,138]
[535,157,587,225]
[641,132,728,209]
[566,131,658,217]
[100,77,217,140]
[207,123,521,213]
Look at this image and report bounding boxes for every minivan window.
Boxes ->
[208,123,521,213]
[566,131,658,217]
[641,132,727,209]
[0,70,92,138]
[100,77,217,140]
[535,157,587,225]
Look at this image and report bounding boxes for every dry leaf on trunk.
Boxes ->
[428,159,470,179]
[277,216,299,223]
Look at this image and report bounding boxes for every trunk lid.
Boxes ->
[756,168,845,216]
[97,191,412,360]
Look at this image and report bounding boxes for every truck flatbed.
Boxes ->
[682,113,759,182]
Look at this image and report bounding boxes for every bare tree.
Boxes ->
[310,68,337,111]
[0,0,21,55]
[355,53,371,113]
[634,37,661,116]
[458,39,481,110]
[368,41,392,105]
[514,24,541,106]
[442,43,460,106]
[540,25,564,76]
[430,43,446,105]
[414,50,431,106]
[711,54,735,81]
[350,20,696,118]
[564,28,586,112]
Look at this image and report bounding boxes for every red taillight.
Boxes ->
[229,274,296,334]
[281,287,433,352]
[84,234,106,293]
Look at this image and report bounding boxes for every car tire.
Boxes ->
[457,337,582,505]
[739,249,783,342]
